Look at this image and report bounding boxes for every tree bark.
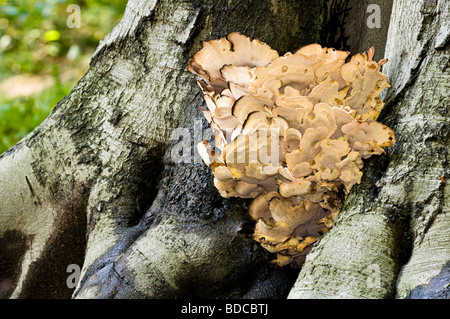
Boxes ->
[321,0,393,61]
[288,0,449,299]
[343,0,393,61]
[0,0,324,298]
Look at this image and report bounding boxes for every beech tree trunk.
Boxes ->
[0,0,448,299]
[289,0,449,299]
[0,0,323,299]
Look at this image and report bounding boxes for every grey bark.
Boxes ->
[322,0,393,61]
[288,0,449,299]
[0,0,324,298]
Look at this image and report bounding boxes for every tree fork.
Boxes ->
[0,0,325,298]
[288,0,449,299]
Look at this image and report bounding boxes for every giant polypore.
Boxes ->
[188,32,395,266]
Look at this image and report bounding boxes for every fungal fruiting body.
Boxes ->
[188,33,395,266]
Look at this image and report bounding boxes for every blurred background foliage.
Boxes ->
[0,0,128,154]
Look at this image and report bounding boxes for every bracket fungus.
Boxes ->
[188,33,395,266]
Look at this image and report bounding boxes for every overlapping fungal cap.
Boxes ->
[189,33,395,266]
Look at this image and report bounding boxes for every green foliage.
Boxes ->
[0,0,127,154]
[0,81,71,152]
[0,0,127,77]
